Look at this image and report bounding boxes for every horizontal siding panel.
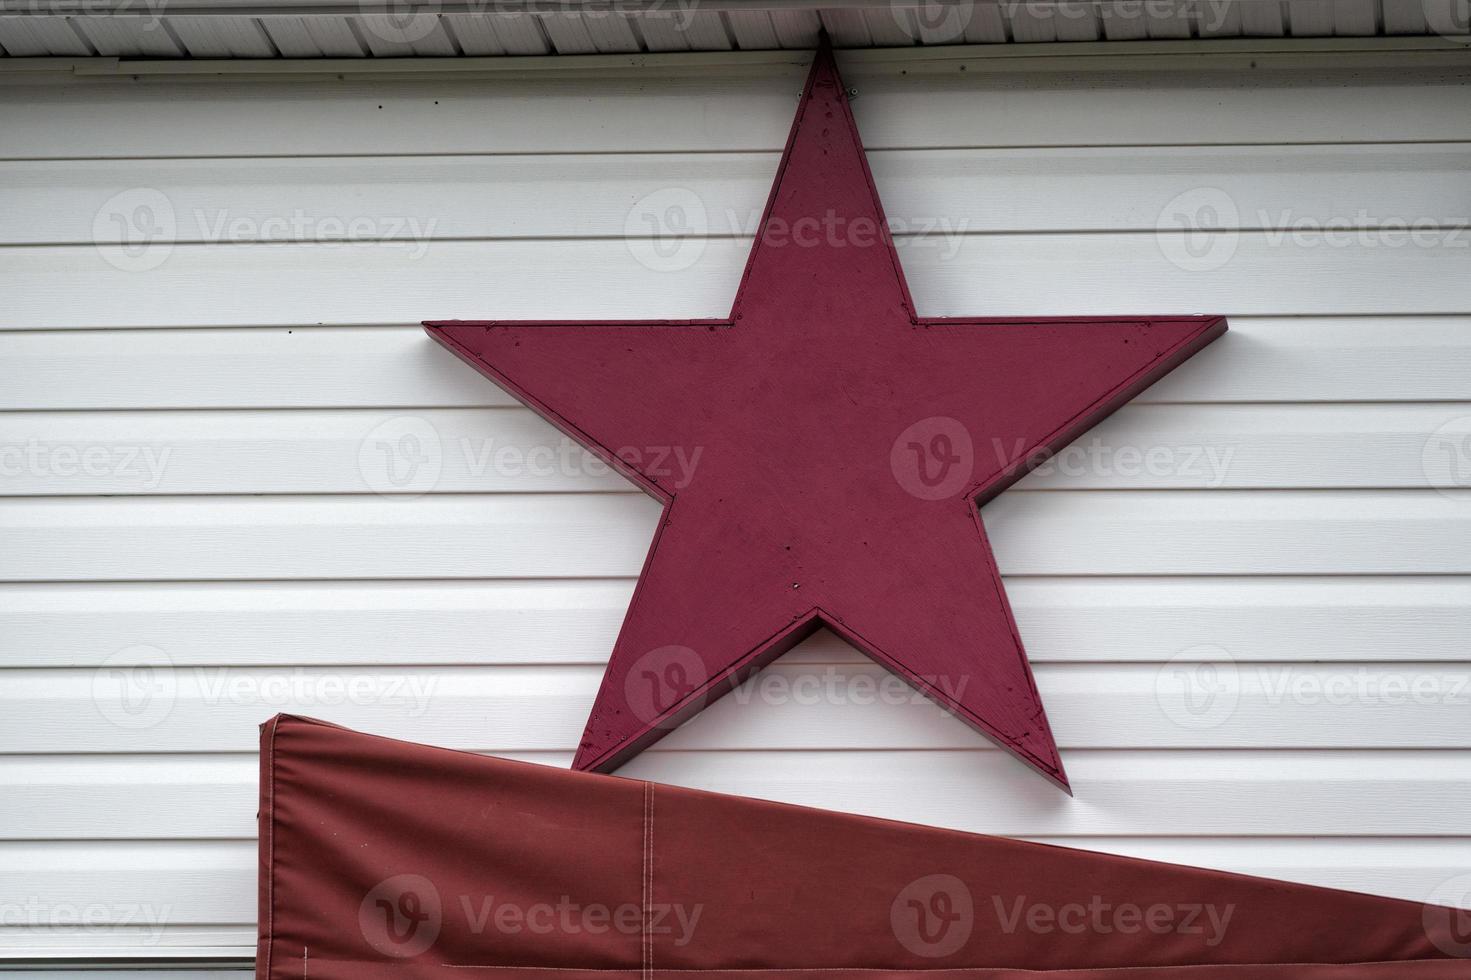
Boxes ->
[0,837,1465,936]
[5,490,1471,581]
[7,969,248,977]
[2,402,1468,495]
[5,67,1471,159]
[0,238,749,330]
[0,73,806,160]
[0,925,255,957]
[4,318,1468,410]
[6,965,247,971]
[5,576,1471,668]
[852,68,1471,147]
[908,232,1471,318]
[0,840,255,926]
[5,751,1471,840]
[1043,837,1471,900]
[7,144,1470,245]
[7,231,1471,329]
[6,661,1471,754]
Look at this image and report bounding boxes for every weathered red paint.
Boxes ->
[425,41,1226,790]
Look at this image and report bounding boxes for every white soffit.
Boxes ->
[0,0,1467,59]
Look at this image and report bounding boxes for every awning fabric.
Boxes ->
[257,714,1468,979]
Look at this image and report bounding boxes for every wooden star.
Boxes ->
[427,41,1225,790]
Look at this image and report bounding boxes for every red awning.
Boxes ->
[257,714,1469,979]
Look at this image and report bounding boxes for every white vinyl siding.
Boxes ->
[2,47,1470,963]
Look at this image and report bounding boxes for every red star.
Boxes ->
[427,42,1225,791]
